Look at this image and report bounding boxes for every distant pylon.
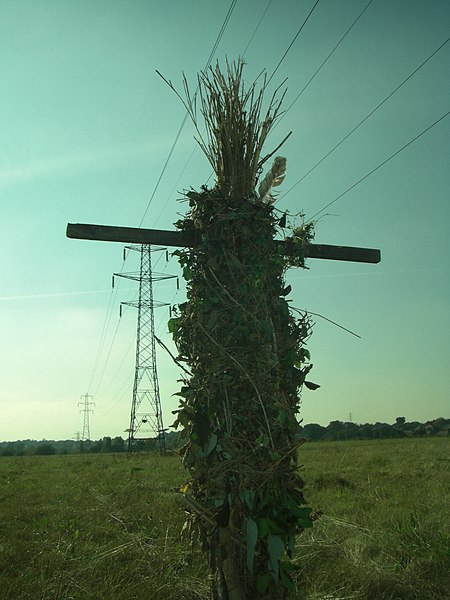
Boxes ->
[114,245,177,454]
[78,394,95,441]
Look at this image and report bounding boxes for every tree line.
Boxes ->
[298,416,449,442]
[0,431,181,456]
[1,418,448,457]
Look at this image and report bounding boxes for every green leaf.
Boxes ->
[240,489,255,511]
[284,499,312,519]
[205,433,218,456]
[304,380,320,391]
[277,410,287,425]
[246,518,258,574]
[256,517,271,538]
[255,433,270,448]
[261,319,273,341]
[280,565,295,591]
[182,265,192,281]
[268,535,285,579]
[280,560,297,573]
[287,535,295,557]
[256,573,273,594]
[228,253,242,268]
[297,515,314,528]
[167,317,180,334]
[258,517,284,535]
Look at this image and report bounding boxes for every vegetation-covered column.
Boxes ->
[168,61,316,599]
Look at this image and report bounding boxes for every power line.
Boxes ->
[96,372,134,418]
[86,287,116,393]
[165,0,320,201]
[94,333,136,402]
[309,110,450,221]
[267,0,321,86]
[93,315,123,398]
[277,0,375,125]
[281,37,450,200]
[241,0,273,58]
[154,0,274,228]
[139,0,238,227]
[206,0,238,67]
[85,245,137,395]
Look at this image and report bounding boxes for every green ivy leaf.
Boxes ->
[280,564,295,591]
[256,517,271,538]
[246,518,258,574]
[240,489,255,511]
[167,318,180,334]
[297,514,314,528]
[277,410,287,425]
[304,380,320,391]
[267,535,285,579]
[205,433,218,456]
[256,573,273,594]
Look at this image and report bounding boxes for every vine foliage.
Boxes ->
[167,60,317,599]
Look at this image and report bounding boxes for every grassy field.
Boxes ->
[0,438,448,600]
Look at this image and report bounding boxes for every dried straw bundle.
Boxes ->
[158,59,291,198]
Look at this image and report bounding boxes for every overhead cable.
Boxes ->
[267,0,321,86]
[241,0,274,58]
[153,0,273,228]
[281,37,450,200]
[86,287,117,394]
[309,111,450,221]
[277,0,375,125]
[139,0,238,227]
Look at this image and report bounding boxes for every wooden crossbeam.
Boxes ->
[66,223,381,264]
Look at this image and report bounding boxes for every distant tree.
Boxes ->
[340,422,360,440]
[303,423,326,441]
[1,448,14,457]
[111,436,125,452]
[359,423,375,439]
[372,422,394,439]
[395,416,406,426]
[89,441,102,453]
[325,420,345,440]
[102,437,112,452]
[35,443,56,456]
[412,424,426,436]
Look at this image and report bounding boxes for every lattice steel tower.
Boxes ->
[78,393,95,441]
[114,245,177,454]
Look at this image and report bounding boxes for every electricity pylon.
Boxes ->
[78,393,95,441]
[114,245,177,454]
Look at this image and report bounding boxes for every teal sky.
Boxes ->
[0,0,449,442]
